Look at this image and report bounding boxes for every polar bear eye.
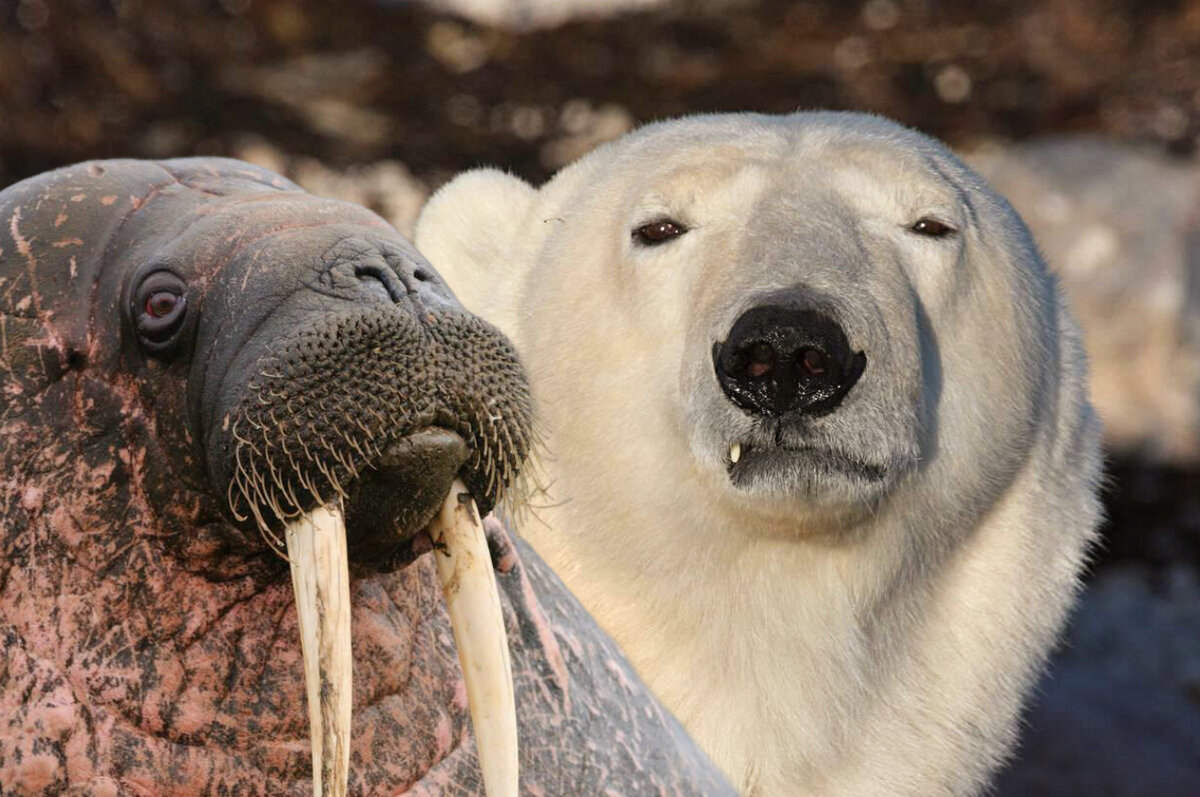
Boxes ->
[909,217,956,238]
[633,219,688,246]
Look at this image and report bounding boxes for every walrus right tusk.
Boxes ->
[429,481,519,797]
[286,501,353,797]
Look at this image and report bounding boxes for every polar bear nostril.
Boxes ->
[801,348,829,376]
[747,342,776,377]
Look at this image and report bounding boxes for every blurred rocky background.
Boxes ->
[2,0,1198,792]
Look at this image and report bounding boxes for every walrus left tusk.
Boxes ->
[286,501,353,797]
[429,481,519,797]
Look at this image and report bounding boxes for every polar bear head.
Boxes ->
[416,112,1101,794]
[417,113,1091,543]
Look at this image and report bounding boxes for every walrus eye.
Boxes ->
[909,217,956,238]
[134,270,188,350]
[633,219,687,246]
[146,292,179,318]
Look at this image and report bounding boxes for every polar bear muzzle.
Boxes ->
[713,292,867,418]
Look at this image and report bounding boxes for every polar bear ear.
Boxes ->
[414,168,536,338]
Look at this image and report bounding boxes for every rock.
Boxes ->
[234,137,429,236]
[997,665,1200,796]
[219,49,393,148]
[410,0,673,31]
[998,565,1200,795]
[540,99,635,170]
[970,139,1200,463]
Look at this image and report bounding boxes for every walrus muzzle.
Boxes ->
[213,296,530,796]
[219,303,529,559]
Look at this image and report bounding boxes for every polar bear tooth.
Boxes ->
[730,443,742,464]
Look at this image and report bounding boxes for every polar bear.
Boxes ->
[414,112,1103,796]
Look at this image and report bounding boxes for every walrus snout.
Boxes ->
[214,303,531,547]
[312,234,460,315]
[714,297,866,418]
[343,428,470,571]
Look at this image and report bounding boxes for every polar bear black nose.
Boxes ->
[714,304,866,417]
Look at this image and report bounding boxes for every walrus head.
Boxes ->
[93,163,531,569]
[0,158,531,794]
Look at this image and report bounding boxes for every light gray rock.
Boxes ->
[970,139,1200,463]
[233,137,429,237]
[408,0,672,31]
[997,666,1200,796]
[998,566,1200,795]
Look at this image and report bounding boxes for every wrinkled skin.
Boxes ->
[0,159,733,795]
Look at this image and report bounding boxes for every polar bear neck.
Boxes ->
[523,420,1084,796]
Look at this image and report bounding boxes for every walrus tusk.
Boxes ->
[429,481,519,797]
[286,501,353,797]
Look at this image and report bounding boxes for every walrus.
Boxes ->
[0,158,734,796]
[414,112,1104,795]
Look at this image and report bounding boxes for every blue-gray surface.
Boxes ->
[997,567,1200,796]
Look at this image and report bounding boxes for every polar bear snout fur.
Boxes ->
[688,186,931,514]
[713,292,881,501]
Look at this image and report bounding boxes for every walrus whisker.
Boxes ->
[265,454,290,497]
[295,430,317,465]
[365,406,390,428]
[228,460,252,523]
[247,456,270,509]
[329,446,354,475]
[313,458,345,499]
[345,433,370,462]
[308,454,332,487]
[325,445,351,477]
[266,493,287,527]
[230,440,292,555]
[282,482,302,515]
[299,471,322,504]
[245,493,283,555]
[351,416,373,439]
[493,419,522,501]
[281,445,305,486]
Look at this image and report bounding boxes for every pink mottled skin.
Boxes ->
[0,159,734,796]
[0,160,474,793]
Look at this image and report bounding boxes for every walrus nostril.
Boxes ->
[355,265,406,304]
[715,302,865,418]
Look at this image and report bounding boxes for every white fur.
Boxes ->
[416,113,1102,796]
